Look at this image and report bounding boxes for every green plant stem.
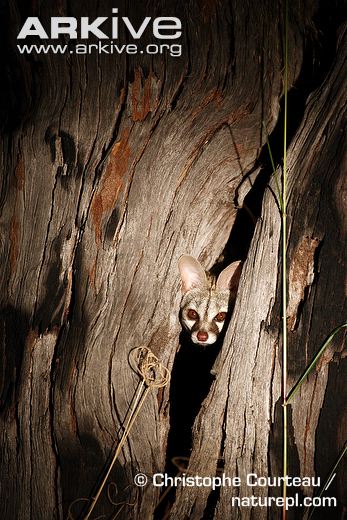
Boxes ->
[286,323,347,403]
[282,1,289,518]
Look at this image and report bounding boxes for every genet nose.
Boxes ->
[197,331,209,342]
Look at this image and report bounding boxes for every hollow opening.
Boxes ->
[155,173,272,519]
[155,8,341,517]
[156,102,304,520]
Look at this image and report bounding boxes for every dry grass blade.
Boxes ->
[82,346,170,520]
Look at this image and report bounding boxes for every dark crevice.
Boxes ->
[169,68,188,112]
[219,0,344,271]
[154,330,223,520]
[201,480,221,520]
[168,331,222,461]
[292,283,311,332]
[157,5,343,518]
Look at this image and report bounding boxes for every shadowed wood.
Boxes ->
[0,1,345,519]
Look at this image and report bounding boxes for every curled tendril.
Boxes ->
[66,498,90,519]
[171,456,190,473]
[70,347,170,520]
[130,346,170,388]
[107,482,137,507]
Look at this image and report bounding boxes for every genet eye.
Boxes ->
[187,309,199,320]
[214,312,227,322]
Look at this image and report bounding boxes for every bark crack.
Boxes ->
[32,171,60,327]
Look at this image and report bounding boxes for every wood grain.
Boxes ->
[0,1,345,519]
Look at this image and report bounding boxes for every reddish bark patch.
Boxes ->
[288,236,320,331]
[130,68,159,121]
[190,89,224,120]
[91,128,131,245]
[89,258,97,288]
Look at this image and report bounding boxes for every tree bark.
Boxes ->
[0,1,345,519]
[171,23,347,520]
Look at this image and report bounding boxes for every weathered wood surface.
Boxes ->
[0,0,345,519]
[170,22,347,520]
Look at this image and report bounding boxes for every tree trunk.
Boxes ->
[0,1,345,520]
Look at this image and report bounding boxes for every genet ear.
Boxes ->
[178,255,207,294]
[216,260,243,294]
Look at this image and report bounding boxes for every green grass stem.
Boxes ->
[286,324,347,403]
[265,5,345,519]
[281,1,289,518]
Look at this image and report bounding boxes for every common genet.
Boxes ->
[178,255,242,346]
